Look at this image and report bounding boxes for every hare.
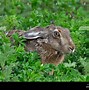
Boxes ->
[7,24,75,66]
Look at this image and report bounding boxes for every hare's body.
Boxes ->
[7,24,75,66]
[25,39,64,65]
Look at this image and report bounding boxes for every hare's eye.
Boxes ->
[53,31,60,37]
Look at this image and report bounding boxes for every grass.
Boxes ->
[0,0,89,82]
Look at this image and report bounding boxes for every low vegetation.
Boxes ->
[0,0,89,81]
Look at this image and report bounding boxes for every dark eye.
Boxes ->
[53,31,60,37]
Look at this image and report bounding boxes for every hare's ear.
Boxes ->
[23,27,44,39]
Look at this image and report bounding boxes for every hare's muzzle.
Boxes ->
[69,45,75,53]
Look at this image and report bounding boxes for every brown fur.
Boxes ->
[7,25,75,66]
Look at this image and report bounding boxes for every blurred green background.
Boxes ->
[0,0,89,81]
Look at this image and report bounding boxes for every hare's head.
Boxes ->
[23,25,75,54]
[46,25,75,54]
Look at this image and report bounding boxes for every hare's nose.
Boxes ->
[69,46,75,52]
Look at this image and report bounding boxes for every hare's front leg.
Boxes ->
[49,54,65,75]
